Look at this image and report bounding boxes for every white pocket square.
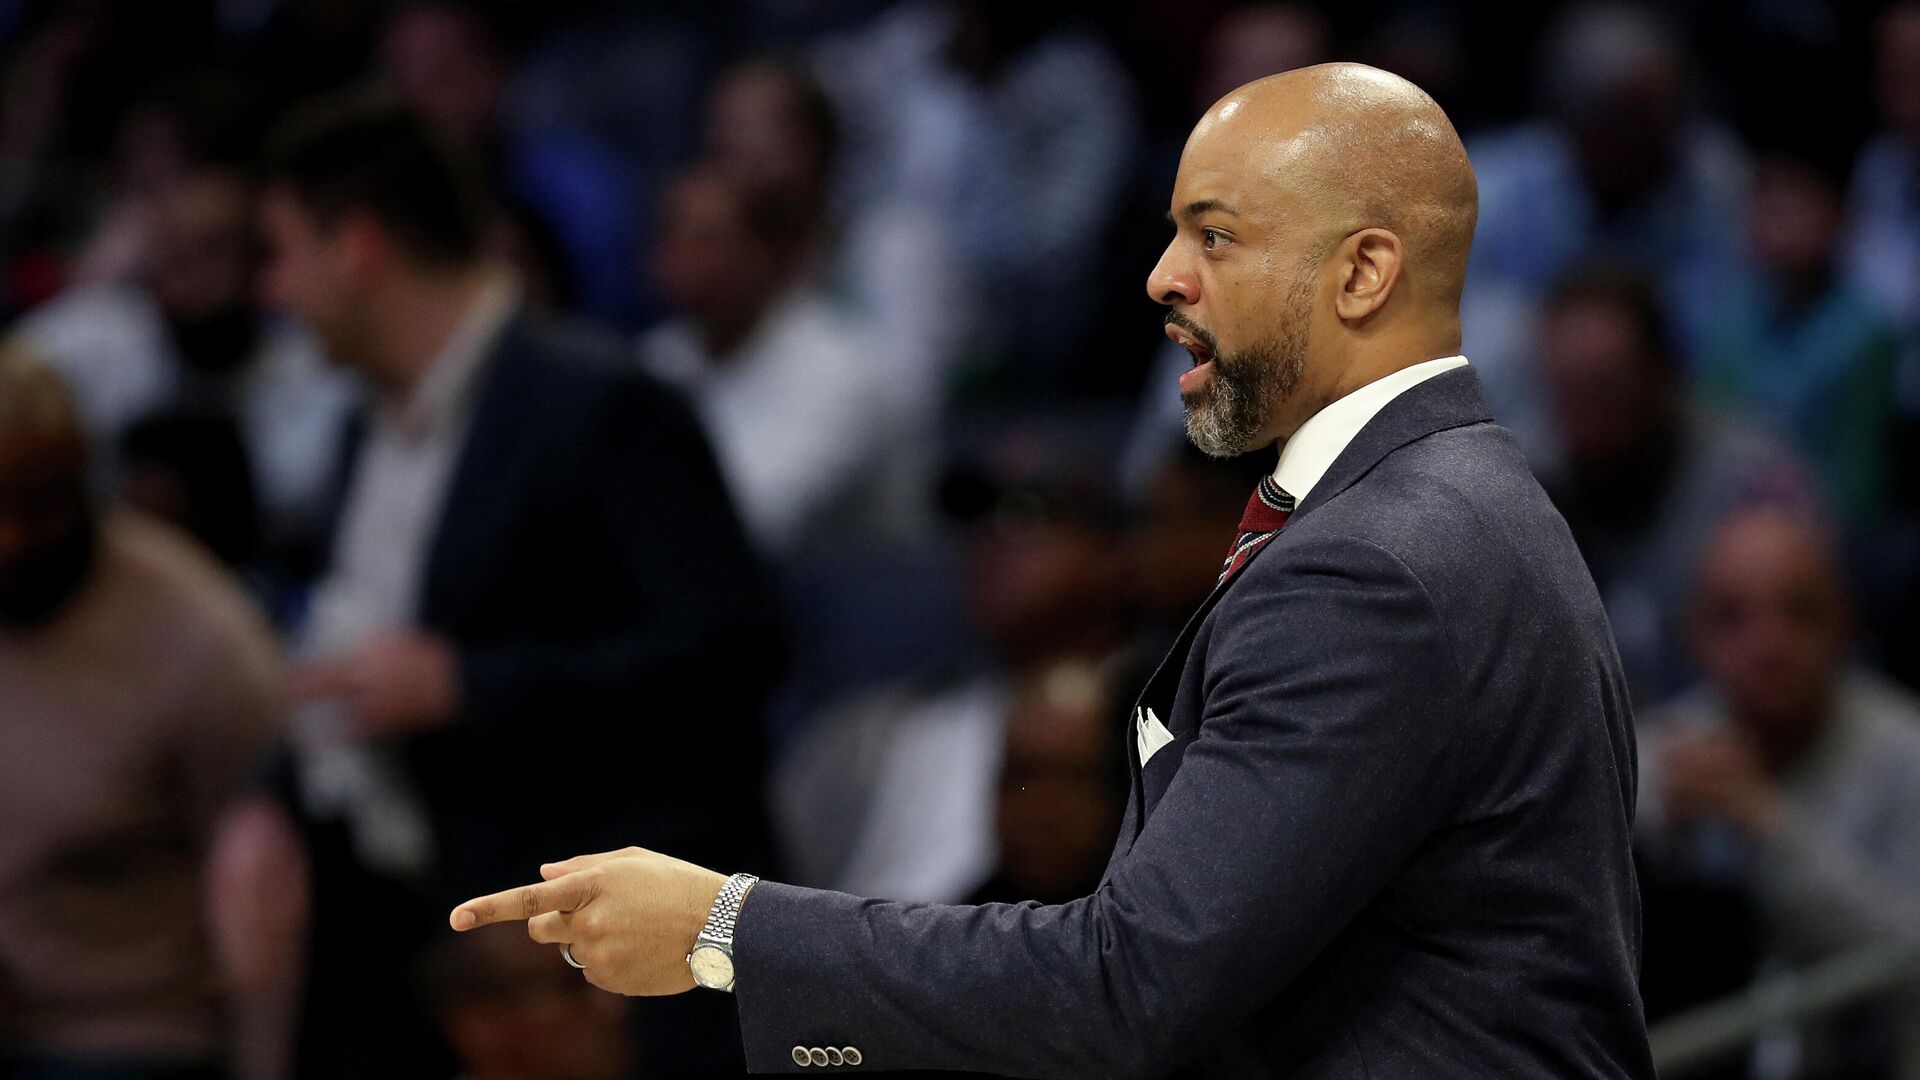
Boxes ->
[1136,707,1176,765]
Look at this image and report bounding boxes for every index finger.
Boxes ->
[450,872,596,931]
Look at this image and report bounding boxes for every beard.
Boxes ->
[1179,268,1314,459]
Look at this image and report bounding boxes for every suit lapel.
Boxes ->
[1108,366,1498,860]
[418,314,537,630]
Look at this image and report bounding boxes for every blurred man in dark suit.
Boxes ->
[453,64,1654,1079]
[243,95,778,1077]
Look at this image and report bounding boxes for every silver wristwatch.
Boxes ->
[687,872,758,992]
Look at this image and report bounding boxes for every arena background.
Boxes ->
[1,1,1918,1078]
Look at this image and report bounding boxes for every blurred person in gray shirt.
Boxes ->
[1640,507,1920,1079]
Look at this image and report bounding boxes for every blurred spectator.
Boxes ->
[0,344,285,1078]
[1846,1,1920,415]
[641,163,910,556]
[1191,3,1330,112]
[1535,266,1817,705]
[1122,440,1273,651]
[704,57,964,450]
[809,0,1140,386]
[500,6,717,328]
[14,166,353,580]
[1698,145,1902,534]
[418,930,634,1080]
[968,658,1132,907]
[118,410,262,570]
[376,2,638,326]
[1639,508,1920,1078]
[68,66,270,291]
[254,95,779,1076]
[774,428,1128,901]
[1463,3,1749,457]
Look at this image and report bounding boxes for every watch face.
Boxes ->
[689,943,734,989]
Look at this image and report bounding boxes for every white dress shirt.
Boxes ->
[303,277,518,658]
[641,288,907,555]
[293,275,517,876]
[1272,355,1470,503]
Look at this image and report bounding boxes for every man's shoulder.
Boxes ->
[489,311,694,422]
[100,511,280,666]
[1228,419,1596,646]
[1292,421,1551,572]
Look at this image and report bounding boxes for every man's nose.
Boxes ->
[1145,240,1197,307]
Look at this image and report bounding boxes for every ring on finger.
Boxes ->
[562,943,586,970]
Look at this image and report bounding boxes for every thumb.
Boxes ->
[541,846,647,880]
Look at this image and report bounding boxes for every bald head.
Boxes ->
[1196,63,1478,305]
[1150,63,1478,458]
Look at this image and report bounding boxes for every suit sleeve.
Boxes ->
[453,374,783,748]
[731,534,1476,1078]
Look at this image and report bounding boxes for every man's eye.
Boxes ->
[1201,227,1222,250]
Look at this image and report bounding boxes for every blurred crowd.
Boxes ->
[0,1,1918,1078]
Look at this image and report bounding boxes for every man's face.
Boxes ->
[705,67,825,196]
[381,5,503,140]
[257,187,367,367]
[1540,299,1666,467]
[1147,112,1327,458]
[1690,514,1848,739]
[150,173,259,326]
[649,178,780,331]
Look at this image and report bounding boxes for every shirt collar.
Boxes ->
[1272,355,1470,504]
[390,274,519,438]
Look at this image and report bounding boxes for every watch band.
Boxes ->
[697,872,759,948]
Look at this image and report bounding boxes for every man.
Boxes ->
[1640,508,1920,1076]
[0,345,283,1078]
[453,64,1656,1079]
[774,432,1130,903]
[967,658,1134,909]
[15,165,355,579]
[1536,266,1817,705]
[1461,4,1748,457]
[251,95,779,1076]
[640,164,908,557]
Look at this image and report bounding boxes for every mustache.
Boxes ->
[1163,311,1220,357]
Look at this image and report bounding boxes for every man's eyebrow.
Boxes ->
[1168,198,1240,222]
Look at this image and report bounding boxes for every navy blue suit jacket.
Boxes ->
[732,366,1655,1078]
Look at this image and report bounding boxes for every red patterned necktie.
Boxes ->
[1218,476,1295,585]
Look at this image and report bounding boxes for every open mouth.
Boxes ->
[1164,315,1216,368]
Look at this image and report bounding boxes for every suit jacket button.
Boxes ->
[792,1046,811,1066]
[825,1048,845,1066]
[809,1047,831,1067]
[842,1047,862,1066]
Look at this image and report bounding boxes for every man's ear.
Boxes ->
[1332,228,1404,323]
